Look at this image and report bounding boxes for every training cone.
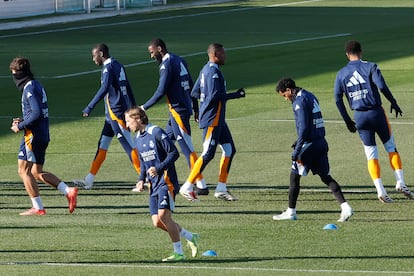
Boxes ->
[202,250,217,257]
[323,223,338,230]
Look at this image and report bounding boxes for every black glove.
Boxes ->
[390,102,403,118]
[345,119,357,133]
[237,88,246,98]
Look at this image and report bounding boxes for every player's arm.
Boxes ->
[334,78,357,132]
[142,65,169,110]
[190,74,201,121]
[292,105,307,161]
[226,88,246,100]
[139,160,146,182]
[136,144,147,182]
[154,128,179,175]
[83,67,112,116]
[372,64,402,117]
[17,89,42,130]
[207,69,227,104]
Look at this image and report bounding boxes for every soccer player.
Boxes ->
[179,43,245,202]
[125,106,199,262]
[138,38,208,195]
[9,56,78,215]
[334,40,413,203]
[74,43,140,189]
[273,77,353,222]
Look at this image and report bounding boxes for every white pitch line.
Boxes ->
[51,33,350,79]
[2,262,413,274]
[0,0,323,39]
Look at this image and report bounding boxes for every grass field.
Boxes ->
[1,0,414,275]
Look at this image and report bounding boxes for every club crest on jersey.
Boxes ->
[149,140,155,148]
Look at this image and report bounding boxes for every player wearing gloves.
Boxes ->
[273,77,353,222]
[334,40,412,203]
[179,43,245,202]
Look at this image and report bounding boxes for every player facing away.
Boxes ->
[74,43,140,189]
[138,38,208,194]
[273,78,353,222]
[125,106,199,262]
[179,43,246,202]
[334,40,413,203]
[9,57,78,215]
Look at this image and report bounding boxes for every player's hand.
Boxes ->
[390,102,403,118]
[10,124,19,133]
[135,181,145,192]
[10,118,21,133]
[12,117,21,124]
[345,119,357,133]
[147,166,158,177]
[237,88,246,98]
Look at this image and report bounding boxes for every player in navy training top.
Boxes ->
[74,43,140,189]
[125,106,199,262]
[10,56,78,216]
[179,43,245,202]
[273,78,353,222]
[334,40,413,202]
[139,38,207,194]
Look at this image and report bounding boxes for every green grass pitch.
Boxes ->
[1,0,414,275]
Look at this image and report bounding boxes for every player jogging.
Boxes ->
[273,77,353,222]
[334,40,413,203]
[9,56,78,215]
[179,43,245,202]
[125,106,199,262]
[139,38,208,194]
[74,43,140,189]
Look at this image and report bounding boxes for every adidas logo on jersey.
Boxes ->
[160,196,168,206]
[346,71,366,87]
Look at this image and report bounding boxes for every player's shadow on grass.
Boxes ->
[61,254,414,265]
[180,255,414,264]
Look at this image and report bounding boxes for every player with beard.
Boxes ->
[139,38,208,195]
